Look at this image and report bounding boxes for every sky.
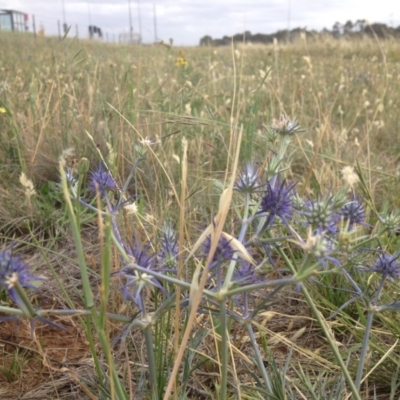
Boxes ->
[1,0,398,45]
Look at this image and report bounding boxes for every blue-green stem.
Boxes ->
[133,281,158,398]
[143,320,158,400]
[219,299,228,399]
[0,305,24,316]
[225,277,298,297]
[355,274,386,391]
[99,215,115,398]
[60,166,94,309]
[245,322,273,393]
[99,216,112,329]
[10,280,37,319]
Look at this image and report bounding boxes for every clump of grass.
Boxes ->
[0,348,29,383]
[2,116,400,399]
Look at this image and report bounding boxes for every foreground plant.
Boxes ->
[2,116,400,399]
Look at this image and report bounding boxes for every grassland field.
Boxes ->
[1,31,400,399]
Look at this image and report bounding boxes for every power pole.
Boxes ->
[87,0,92,39]
[153,2,157,43]
[137,0,142,42]
[61,0,67,33]
[128,0,133,44]
[32,15,37,39]
[287,0,291,43]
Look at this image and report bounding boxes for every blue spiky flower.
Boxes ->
[378,211,400,236]
[65,168,78,186]
[116,239,167,307]
[340,198,366,230]
[0,249,43,305]
[369,253,400,281]
[270,115,305,136]
[301,197,337,235]
[158,222,179,270]
[234,162,262,194]
[62,168,79,197]
[257,178,295,230]
[199,235,236,286]
[233,261,258,285]
[88,163,118,198]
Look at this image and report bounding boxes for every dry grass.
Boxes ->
[1,31,400,399]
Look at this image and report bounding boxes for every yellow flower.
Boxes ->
[0,107,6,114]
[176,57,187,67]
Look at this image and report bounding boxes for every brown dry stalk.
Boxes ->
[163,126,243,400]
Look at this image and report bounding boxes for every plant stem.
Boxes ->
[219,300,228,399]
[355,275,386,391]
[245,323,273,393]
[144,324,158,400]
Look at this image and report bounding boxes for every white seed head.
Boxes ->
[124,202,138,215]
[58,147,75,167]
[19,172,36,197]
[341,166,359,189]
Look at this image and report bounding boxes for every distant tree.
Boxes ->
[274,29,289,42]
[252,33,272,44]
[222,35,231,45]
[332,22,342,37]
[197,19,400,47]
[321,27,331,36]
[354,19,366,32]
[199,35,213,46]
[344,20,354,35]
[364,23,390,38]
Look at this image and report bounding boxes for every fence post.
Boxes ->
[57,20,61,39]
[32,15,37,39]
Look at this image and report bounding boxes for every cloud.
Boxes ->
[1,0,398,45]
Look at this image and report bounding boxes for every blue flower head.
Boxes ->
[378,211,400,236]
[158,222,179,270]
[64,168,78,186]
[0,249,43,305]
[301,196,337,235]
[234,162,262,194]
[340,198,366,230]
[202,236,235,266]
[88,163,118,198]
[233,261,258,285]
[200,235,237,286]
[270,115,305,136]
[116,239,167,308]
[257,178,295,231]
[370,253,400,281]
